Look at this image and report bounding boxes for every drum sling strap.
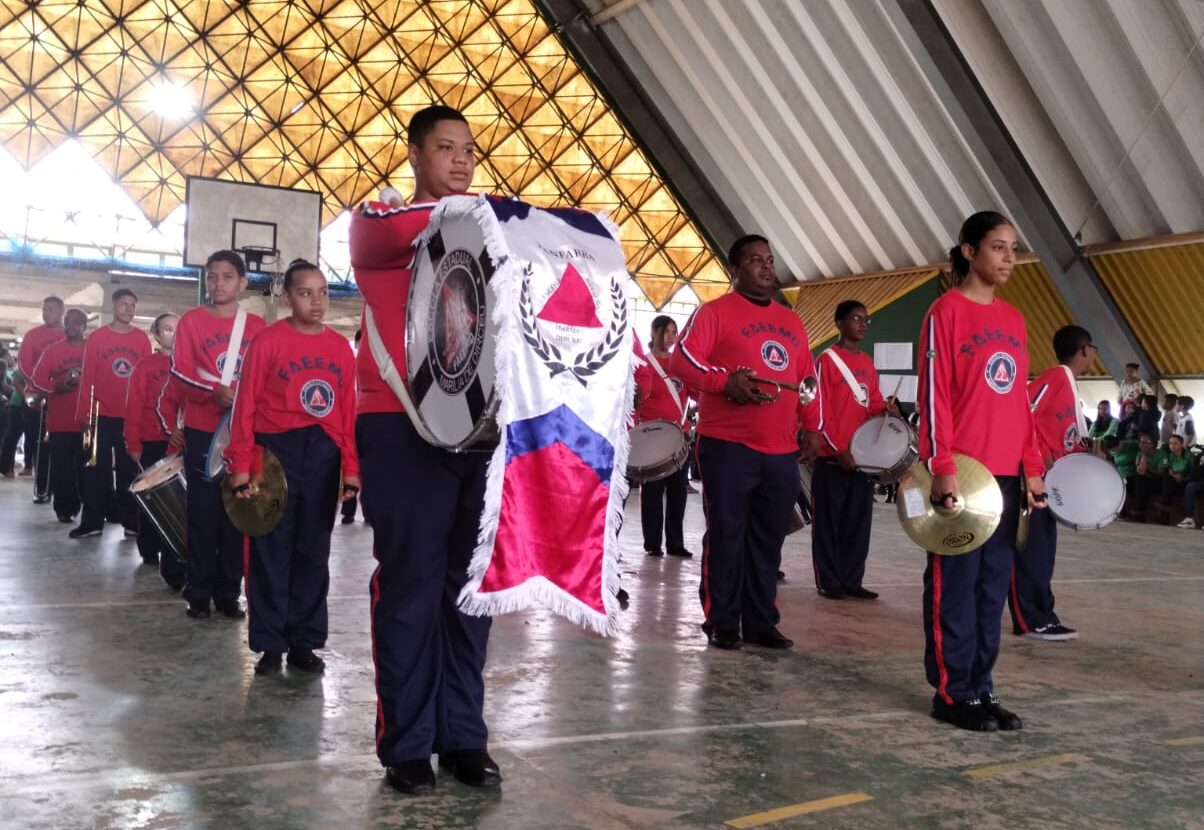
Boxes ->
[220,308,247,387]
[362,304,441,446]
[820,348,868,407]
[1060,364,1089,442]
[646,353,687,425]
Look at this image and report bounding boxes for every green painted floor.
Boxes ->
[0,476,1201,829]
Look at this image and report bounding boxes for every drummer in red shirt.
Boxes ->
[812,300,897,600]
[30,308,88,523]
[227,260,358,676]
[168,250,267,620]
[634,315,694,558]
[72,288,152,539]
[124,312,186,589]
[670,234,822,651]
[1008,325,1095,642]
[17,295,65,502]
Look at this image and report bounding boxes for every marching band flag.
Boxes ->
[422,196,633,636]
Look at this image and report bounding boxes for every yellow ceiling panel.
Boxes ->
[793,267,938,349]
[992,262,1107,377]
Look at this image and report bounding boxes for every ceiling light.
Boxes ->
[147,81,194,119]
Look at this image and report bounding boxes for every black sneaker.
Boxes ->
[846,586,879,600]
[645,549,664,557]
[745,627,793,649]
[34,495,50,505]
[706,629,742,650]
[255,652,283,675]
[185,601,211,619]
[287,648,326,673]
[214,598,245,619]
[615,588,629,609]
[667,549,694,558]
[817,586,845,599]
[68,525,102,539]
[980,694,1023,730]
[931,697,999,732]
[1026,623,1078,641]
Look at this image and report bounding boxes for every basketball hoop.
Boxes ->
[236,245,277,273]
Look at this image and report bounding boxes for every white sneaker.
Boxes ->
[1027,623,1079,641]
[1177,518,1196,529]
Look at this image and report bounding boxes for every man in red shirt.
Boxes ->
[30,308,88,523]
[1009,325,1095,642]
[71,289,152,539]
[670,234,821,651]
[813,300,894,600]
[352,105,501,795]
[18,295,65,502]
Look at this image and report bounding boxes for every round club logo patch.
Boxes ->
[761,340,789,372]
[984,351,1017,394]
[300,379,335,418]
[215,352,244,380]
[1063,424,1079,452]
[428,248,486,395]
[111,357,134,378]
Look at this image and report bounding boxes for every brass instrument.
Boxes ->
[748,374,819,405]
[82,386,100,467]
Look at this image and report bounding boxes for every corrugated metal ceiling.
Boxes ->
[792,265,936,349]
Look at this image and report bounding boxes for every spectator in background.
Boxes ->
[1174,396,1195,448]
[1156,435,1191,522]
[0,358,13,477]
[1178,450,1203,529]
[1117,363,1154,410]
[1116,400,1142,443]
[1124,432,1162,521]
[1160,394,1179,448]
[1138,395,1160,436]
[1089,401,1118,456]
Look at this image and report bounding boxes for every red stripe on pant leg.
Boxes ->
[932,555,953,705]
[369,560,386,750]
[1010,565,1030,633]
[242,535,252,628]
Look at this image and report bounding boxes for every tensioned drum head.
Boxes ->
[628,421,686,469]
[850,415,910,468]
[1044,452,1126,530]
[131,454,184,491]
[406,212,498,448]
[206,411,231,479]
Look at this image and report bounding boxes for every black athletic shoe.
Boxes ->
[980,694,1023,730]
[707,629,741,650]
[817,587,845,599]
[615,588,629,609]
[667,548,694,558]
[286,648,326,673]
[69,525,102,539]
[438,750,503,788]
[214,598,245,619]
[745,627,793,649]
[33,495,50,505]
[255,652,283,675]
[185,601,211,619]
[931,697,999,732]
[385,760,436,795]
[645,549,664,557]
[846,586,879,600]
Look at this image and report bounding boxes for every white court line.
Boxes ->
[0,594,367,612]
[1,694,1135,796]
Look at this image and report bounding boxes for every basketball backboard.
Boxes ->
[183,177,321,271]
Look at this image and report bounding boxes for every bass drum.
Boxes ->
[1044,453,1126,530]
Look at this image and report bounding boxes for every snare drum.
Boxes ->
[627,420,689,483]
[130,455,188,561]
[1044,453,1126,530]
[204,410,231,481]
[850,415,919,483]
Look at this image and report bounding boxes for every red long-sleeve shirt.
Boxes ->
[18,324,65,380]
[634,353,689,426]
[670,292,820,455]
[168,306,266,432]
[1029,365,1084,464]
[917,289,1043,478]
[349,200,438,414]
[225,320,358,477]
[816,345,885,456]
[124,352,171,454]
[155,376,183,439]
[75,325,152,422]
[31,340,85,433]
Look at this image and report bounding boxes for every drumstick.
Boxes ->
[876,375,905,441]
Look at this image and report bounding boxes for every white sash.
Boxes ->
[1060,364,1088,441]
[219,308,247,387]
[820,348,867,407]
[647,352,686,424]
[362,304,440,446]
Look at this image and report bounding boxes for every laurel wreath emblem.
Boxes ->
[520,265,628,387]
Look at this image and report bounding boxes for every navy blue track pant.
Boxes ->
[358,413,490,765]
[697,436,799,639]
[810,460,875,592]
[134,441,187,589]
[182,426,245,605]
[923,475,1020,704]
[1008,503,1060,633]
[640,464,688,553]
[48,431,82,520]
[246,426,340,653]
[81,415,138,530]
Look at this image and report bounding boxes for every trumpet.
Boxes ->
[82,387,100,467]
[748,374,819,406]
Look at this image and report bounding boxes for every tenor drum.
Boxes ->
[627,420,688,483]
[204,410,231,481]
[1044,453,1126,530]
[130,455,188,561]
[850,415,919,483]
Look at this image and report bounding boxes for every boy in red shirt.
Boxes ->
[670,234,821,651]
[17,295,65,502]
[227,260,358,676]
[168,250,267,619]
[812,300,895,600]
[352,105,500,795]
[30,308,88,523]
[1009,325,1095,641]
[72,288,152,538]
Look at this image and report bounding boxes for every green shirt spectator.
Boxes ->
[1112,439,1140,478]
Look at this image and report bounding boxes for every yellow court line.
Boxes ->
[965,753,1086,779]
[1164,736,1204,746]
[725,793,874,828]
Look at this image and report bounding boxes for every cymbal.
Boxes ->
[221,446,288,537]
[896,454,1002,556]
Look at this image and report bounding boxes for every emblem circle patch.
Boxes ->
[427,248,487,396]
[215,352,243,380]
[300,379,335,418]
[1063,424,1079,452]
[761,340,789,372]
[984,351,1017,394]
[111,357,133,378]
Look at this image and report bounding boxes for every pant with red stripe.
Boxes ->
[640,464,688,553]
[246,426,340,653]
[182,427,245,605]
[358,413,490,766]
[810,459,875,593]
[697,436,799,639]
[1007,503,1059,633]
[923,475,1020,704]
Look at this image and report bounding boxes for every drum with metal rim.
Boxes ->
[130,455,188,561]
[204,409,231,481]
[1044,453,1126,530]
[850,415,919,483]
[627,420,689,484]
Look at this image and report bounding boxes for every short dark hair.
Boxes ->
[408,105,468,148]
[1125,362,1140,370]
[728,234,768,267]
[43,296,63,307]
[206,249,247,278]
[1164,393,1178,406]
[1143,394,1159,408]
[1181,396,1194,410]
[111,287,138,303]
[283,258,322,290]
[1052,325,1092,361]
[949,211,1012,282]
[834,300,866,322]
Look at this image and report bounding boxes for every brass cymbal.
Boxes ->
[221,446,288,537]
[896,453,1003,556]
